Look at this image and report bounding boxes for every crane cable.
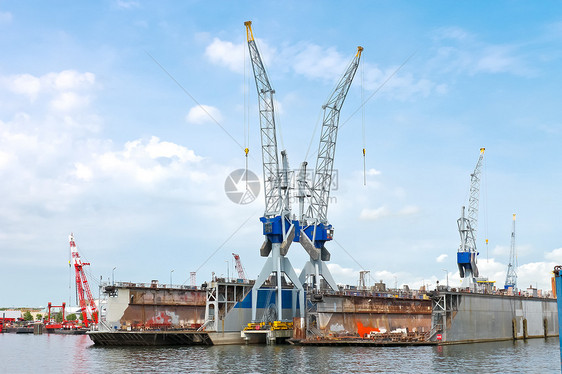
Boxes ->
[305,51,416,171]
[304,109,324,163]
[304,57,353,165]
[244,43,250,186]
[361,55,366,186]
[484,152,489,263]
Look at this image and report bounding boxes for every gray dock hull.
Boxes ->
[432,292,558,344]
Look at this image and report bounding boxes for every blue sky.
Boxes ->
[1,1,561,306]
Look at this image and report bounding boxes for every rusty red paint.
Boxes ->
[356,321,380,337]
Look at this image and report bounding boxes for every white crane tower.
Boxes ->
[245,21,304,322]
[244,21,363,321]
[298,46,363,295]
[504,214,517,290]
[457,148,485,288]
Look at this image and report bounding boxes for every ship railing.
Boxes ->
[311,287,431,301]
[101,281,200,290]
[97,320,113,332]
[197,319,214,332]
[426,323,442,341]
[306,325,324,339]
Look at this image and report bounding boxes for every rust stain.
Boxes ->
[146,312,173,327]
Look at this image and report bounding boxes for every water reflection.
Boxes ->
[0,334,559,373]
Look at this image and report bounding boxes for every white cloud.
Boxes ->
[366,168,381,176]
[74,162,93,182]
[430,27,533,77]
[476,46,522,74]
[359,205,419,221]
[436,254,448,263]
[432,27,472,42]
[517,261,556,291]
[359,206,389,221]
[397,205,420,216]
[0,150,15,170]
[491,243,533,258]
[291,44,348,81]
[185,105,222,125]
[476,257,508,287]
[491,244,509,256]
[94,136,203,184]
[205,38,245,74]
[50,92,90,111]
[544,248,562,262]
[49,70,95,91]
[372,270,399,282]
[207,36,436,99]
[0,11,12,24]
[327,263,356,278]
[144,137,201,163]
[363,64,436,99]
[7,74,41,101]
[3,70,96,109]
[115,0,139,9]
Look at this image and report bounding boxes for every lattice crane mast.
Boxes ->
[245,21,304,322]
[299,46,363,293]
[504,214,518,290]
[457,148,485,287]
[232,253,248,281]
[70,233,99,327]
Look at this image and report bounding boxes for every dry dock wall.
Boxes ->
[315,295,433,336]
[438,292,558,343]
[104,285,206,330]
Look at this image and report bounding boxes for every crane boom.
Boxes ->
[504,214,517,289]
[307,46,363,223]
[299,47,363,293]
[457,148,485,286]
[244,21,282,218]
[468,148,485,243]
[70,233,99,327]
[232,253,247,281]
[245,21,304,323]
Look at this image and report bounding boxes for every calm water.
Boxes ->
[0,333,560,373]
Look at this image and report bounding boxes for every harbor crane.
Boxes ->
[69,233,99,327]
[298,46,363,294]
[504,214,518,290]
[245,20,363,319]
[245,21,305,322]
[457,148,485,288]
[232,253,248,281]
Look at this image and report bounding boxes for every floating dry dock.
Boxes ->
[87,279,558,346]
[430,289,558,344]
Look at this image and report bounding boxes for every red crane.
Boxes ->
[232,253,247,281]
[45,302,66,331]
[70,233,99,327]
